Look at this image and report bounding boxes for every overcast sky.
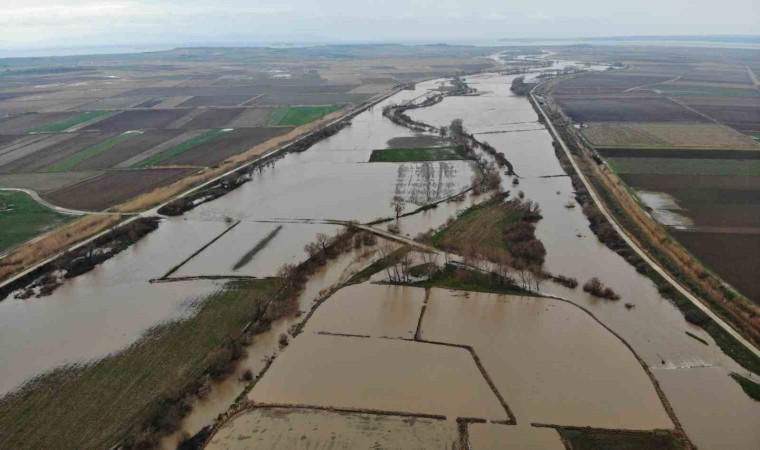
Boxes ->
[1,0,758,51]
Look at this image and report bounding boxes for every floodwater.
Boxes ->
[207,407,458,450]
[174,222,341,278]
[304,283,425,339]
[408,72,759,446]
[161,245,381,448]
[249,333,507,421]
[635,190,694,229]
[468,423,564,450]
[2,66,758,449]
[0,219,226,395]
[653,367,760,449]
[422,289,673,430]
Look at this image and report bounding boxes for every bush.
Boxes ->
[583,277,620,300]
[685,309,709,326]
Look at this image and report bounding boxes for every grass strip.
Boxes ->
[607,157,760,176]
[0,279,275,449]
[729,372,760,401]
[0,191,72,253]
[346,246,411,284]
[558,428,686,450]
[133,128,227,168]
[269,106,340,127]
[369,145,466,162]
[42,132,138,172]
[409,265,535,296]
[31,111,114,133]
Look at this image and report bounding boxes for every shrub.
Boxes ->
[583,277,620,300]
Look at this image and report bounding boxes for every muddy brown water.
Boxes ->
[249,333,507,421]
[468,423,564,450]
[2,71,758,449]
[410,72,759,447]
[304,284,425,339]
[422,289,672,430]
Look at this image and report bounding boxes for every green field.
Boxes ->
[369,145,466,162]
[31,111,114,133]
[0,191,72,253]
[42,132,138,172]
[559,428,685,450]
[0,279,275,449]
[133,128,227,168]
[607,157,760,176]
[730,372,760,401]
[269,106,341,126]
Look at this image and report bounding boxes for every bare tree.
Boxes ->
[400,253,414,282]
[377,239,398,282]
[391,194,406,219]
[315,233,332,252]
[304,242,321,258]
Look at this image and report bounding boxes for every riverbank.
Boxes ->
[531,81,760,373]
[0,83,409,287]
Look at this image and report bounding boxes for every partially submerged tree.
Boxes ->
[391,194,406,219]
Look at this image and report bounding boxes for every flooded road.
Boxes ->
[1,67,758,449]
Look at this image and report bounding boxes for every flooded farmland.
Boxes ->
[422,289,673,430]
[207,407,458,450]
[1,67,758,449]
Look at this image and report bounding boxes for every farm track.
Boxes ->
[531,86,760,360]
[0,187,126,216]
[0,83,411,290]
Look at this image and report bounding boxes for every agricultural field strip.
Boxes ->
[30,111,116,133]
[0,134,78,168]
[607,158,760,177]
[131,128,228,168]
[581,122,760,149]
[268,106,341,127]
[531,86,760,360]
[115,130,206,168]
[0,79,407,291]
[42,132,139,172]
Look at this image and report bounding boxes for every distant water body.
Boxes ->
[0,45,175,59]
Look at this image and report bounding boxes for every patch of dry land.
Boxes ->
[582,122,760,149]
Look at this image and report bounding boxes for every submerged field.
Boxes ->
[0,279,275,449]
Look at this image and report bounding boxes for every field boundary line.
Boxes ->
[0,82,409,290]
[531,85,760,360]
